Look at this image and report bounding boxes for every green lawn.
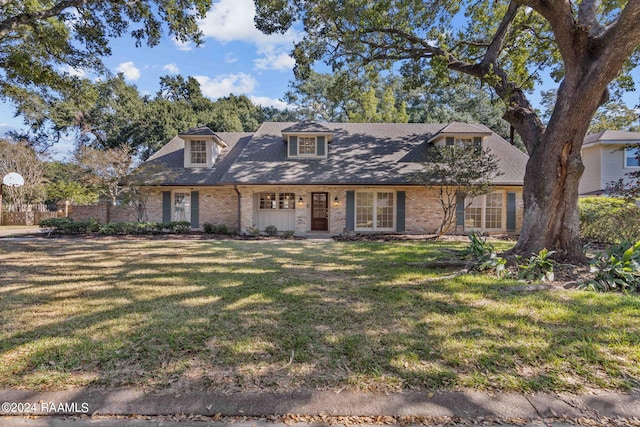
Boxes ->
[0,238,638,393]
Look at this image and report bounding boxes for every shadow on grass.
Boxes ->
[0,239,639,396]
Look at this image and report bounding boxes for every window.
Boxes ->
[279,193,296,209]
[455,138,473,146]
[625,147,640,167]
[355,191,395,231]
[464,192,504,230]
[173,192,190,221]
[190,140,207,165]
[259,192,277,209]
[298,136,317,155]
[260,192,296,210]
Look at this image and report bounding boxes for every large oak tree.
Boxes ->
[0,0,211,122]
[255,0,640,261]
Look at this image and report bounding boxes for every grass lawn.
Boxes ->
[0,238,639,394]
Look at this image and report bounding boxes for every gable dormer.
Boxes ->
[282,122,333,158]
[180,125,228,168]
[427,122,492,150]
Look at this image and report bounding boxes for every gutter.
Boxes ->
[234,185,241,232]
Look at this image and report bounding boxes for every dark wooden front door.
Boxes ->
[311,192,329,231]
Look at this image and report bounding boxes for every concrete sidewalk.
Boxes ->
[1,389,639,425]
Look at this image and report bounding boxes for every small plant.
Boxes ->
[264,225,278,236]
[203,222,215,234]
[581,240,640,292]
[462,232,506,276]
[517,248,556,282]
[245,225,261,237]
[283,230,295,239]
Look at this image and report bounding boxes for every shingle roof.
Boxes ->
[584,130,640,145]
[281,121,333,133]
[178,125,218,137]
[221,122,527,186]
[137,132,253,185]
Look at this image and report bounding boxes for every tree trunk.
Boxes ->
[512,78,603,263]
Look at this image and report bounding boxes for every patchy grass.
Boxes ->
[0,239,639,394]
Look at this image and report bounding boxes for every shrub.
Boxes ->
[161,221,191,234]
[264,225,278,236]
[39,217,92,234]
[245,226,260,237]
[462,232,506,276]
[579,197,640,244]
[516,248,556,282]
[283,230,295,239]
[204,223,231,235]
[581,240,640,292]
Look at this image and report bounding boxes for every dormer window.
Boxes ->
[179,125,228,168]
[190,140,207,165]
[286,135,328,158]
[299,137,318,155]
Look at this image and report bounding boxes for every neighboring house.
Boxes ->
[580,130,640,195]
[139,121,528,236]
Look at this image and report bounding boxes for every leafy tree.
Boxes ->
[44,161,99,205]
[256,0,640,261]
[0,0,211,118]
[0,139,46,210]
[414,144,502,237]
[75,145,134,206]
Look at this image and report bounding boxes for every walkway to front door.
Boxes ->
[311,192,328,231]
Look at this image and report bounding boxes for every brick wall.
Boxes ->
[68,204,137,223]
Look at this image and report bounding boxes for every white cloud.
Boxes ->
[194,73,257,99]
[173,37,194,51]
[60,65,87,78]
[198,0,299,72]
[254,52,295,71]
[225,53,238,64]
[163,63,180,74]
[249,96,290,110]
[116,61,141,81]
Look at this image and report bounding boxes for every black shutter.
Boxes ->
[346,191,355,231]
[446,136,454,146]
[191,191,199,228]
[396,191,405,232]
[162,191,171,223]
[473,136,482,153]
[289,136,298,157]
[507,192,516,232]
[456,192,465,227]
[317,136,325,156]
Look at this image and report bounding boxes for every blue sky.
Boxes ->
[0,0,299,158]
[0,0,638,160]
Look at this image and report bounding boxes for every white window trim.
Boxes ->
[354,191,396,232]
[172,191,191,222]
[288,135,328,158]
[184,137,216,168]
[190,140,207,165]
[624,146,640,169]
[464,191,506,232]
[258,192,296,210]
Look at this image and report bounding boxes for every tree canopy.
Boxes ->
[255,0,640,260]
[0,0,211,114]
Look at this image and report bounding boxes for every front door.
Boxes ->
[311,192,329,231]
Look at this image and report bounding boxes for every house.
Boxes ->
[139,121,528,236]
[579,130,640,195]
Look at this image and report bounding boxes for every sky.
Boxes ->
[0,0,300,159]
[0,0,638,160]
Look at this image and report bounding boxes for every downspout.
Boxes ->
[234,185,241,232]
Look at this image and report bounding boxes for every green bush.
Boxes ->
[203,223,231,235]
[283,230,295,239]
[40,219,191,236]
[581,240,640,292]
[462,232,507,276]
[264,225,278,236]
[245,226,261,237]
[579,197,640,244]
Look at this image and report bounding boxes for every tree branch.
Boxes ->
[599,0,640,64]
[481,1,520,68]
[578,0,603,36]
[0,0,91,38]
